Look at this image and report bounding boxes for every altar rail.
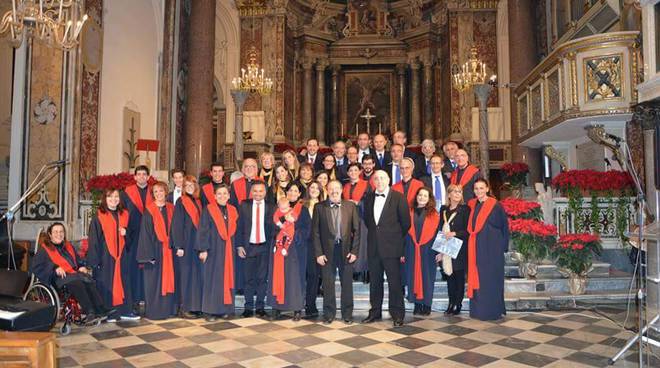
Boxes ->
[514,31,640,142]
[552,196,636,249]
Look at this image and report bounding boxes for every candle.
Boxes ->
[59,0,63,20]
[11,0,16,17]
[40,0,43,16]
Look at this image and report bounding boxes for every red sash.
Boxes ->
[180,195,201,228]
[271,203,303,304]
[361,173,376,190]
[408,210,440,300]
[392,178,424,207]
[466,197,497,298]
[342,180,369,202]
[98,210,130,306]
[451,165,479,187]
[41,241,77,274]
[202,183,215,205]
[207,204,239,304]
[125,184,153,214]
[232,177,263,205]
[146,203,175,296]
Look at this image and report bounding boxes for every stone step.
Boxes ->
[503,262,611,279]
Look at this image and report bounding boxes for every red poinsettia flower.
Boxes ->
[500,198,542,219]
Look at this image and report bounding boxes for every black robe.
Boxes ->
[404,209,441,306]
[267,209,309,311]
[171,196,203,313]
[137,206,177,320]
[86,212,134,316]
[120,186,149,302]
[31,242,83,288]
[439,204,470,271]
[469,201,509,321]
[195,205,237,315]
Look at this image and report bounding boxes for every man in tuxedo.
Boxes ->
[298,138,324,172]
[414,139,436,179]
[236,182,274,318]
[363,170,410,327]
[422,154,449,212]
[313,181,361,324]
[441,140,459,179]
[333,140,348,183]
[372,134,391,170]
[385,143,404,185]
[356,133,372,162]
[392,130,417,160]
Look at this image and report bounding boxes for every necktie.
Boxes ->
[451,160,457,169]
[255,202,261,243]
[434,176,443,207]
[394,164,401,184]
[378,153,383,166]
[426,160,431,174]
[308,156,313,164]
[331,203,341,242]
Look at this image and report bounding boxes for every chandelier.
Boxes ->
[231,46,273,95]
[451,47,489,92]
[0,0,88,50]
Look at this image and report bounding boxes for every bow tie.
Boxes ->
[330,203,341,208]
[375,193,385,198]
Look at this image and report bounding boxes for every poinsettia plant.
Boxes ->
[551,170,634,194]
[509,218,557,262]
[551,233,602,276]
[86,172,157,211]
[501,162,529,189]
[500,198,542,220]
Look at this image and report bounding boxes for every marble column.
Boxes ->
[474,83,493,181]
[315,59,328,145]
[184,0,215,176]
[330,64,340,141]
[423,59,434,140]
[396,64,407,134]
[302,58,314,140]
[410,60,421,144]
[637,104,660,218]
[434,63,443,140]
[230,90,249,165]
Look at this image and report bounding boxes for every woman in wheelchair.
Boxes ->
[30,222,112,323]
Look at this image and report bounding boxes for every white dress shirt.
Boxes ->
[307,154,317,164]
[249,200,266,244]
[431,171,446,209]
[172,187,182,204]
[358,148,371,162]
[373,187,389,225]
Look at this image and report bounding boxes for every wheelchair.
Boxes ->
[22,228,101,335]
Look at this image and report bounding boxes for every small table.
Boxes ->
[0,331,56,368]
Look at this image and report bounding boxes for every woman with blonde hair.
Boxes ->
[282,149,300,179]
[259,152,276,190]
[171,175,203,318]
[438,184,470,315]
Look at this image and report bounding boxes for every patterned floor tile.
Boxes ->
[446,351,498,367]
[504,351,557,367]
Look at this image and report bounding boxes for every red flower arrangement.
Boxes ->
[501,162,529,188]
[551,233,602,275]
[500,198,542,220]
[509,218,557,237]
[508,218,557,263]
[86,172,139,193]
[551,170,634,193]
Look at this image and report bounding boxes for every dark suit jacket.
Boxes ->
[364,190,411,258]
[235,200,275,257]
[334,158,349,183]
[439,204,469,270]
[403,148,418,161]
[421,173,450,191]
[298,154,324,172]
[312,200,361,260]
[414,156,433,179]
[442,158,455,179]
[373,151,392,171]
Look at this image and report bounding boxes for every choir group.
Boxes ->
[31,131,510,329]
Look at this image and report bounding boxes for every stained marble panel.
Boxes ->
[546,69,560,118]
[473,11,498,107]
[531,85,542,129]
[241,17,263,112]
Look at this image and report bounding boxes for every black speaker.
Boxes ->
[0,300,56,332]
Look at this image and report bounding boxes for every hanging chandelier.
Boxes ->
[451,47,488,92]
[231,46,273,95]
[0,0,88,50]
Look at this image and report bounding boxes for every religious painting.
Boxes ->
[341,70,396,137]
[584,54,623,102]
[123,107,141,171]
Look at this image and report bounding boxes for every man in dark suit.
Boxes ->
[414,139,436,179]
[363,170,411,327]
[356,133,372,163]
[384,143,404,186]
[421,154,449,212]
[313,180,361,324]
[333,140,349,183]
[372,134,391,170]
[441,140,459,180]
[298,138,324,172]
[392,130,418,160]
[235,182,274,318]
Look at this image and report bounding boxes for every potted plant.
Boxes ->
[501,162,529,198]
[86,172,138,212]
[551,233,603,295]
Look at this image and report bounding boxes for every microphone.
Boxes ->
[46,159,69,167]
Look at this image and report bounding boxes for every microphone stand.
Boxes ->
[1,162,63,271]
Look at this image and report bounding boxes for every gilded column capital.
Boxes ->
[330,63,341,74]
[316,58,329,71]
[301,57,315,70]
[409,60,421,70]
[396,63,407,74]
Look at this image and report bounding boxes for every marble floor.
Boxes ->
[54,306,658,368]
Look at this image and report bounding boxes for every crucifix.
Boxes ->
[359,108,376,135]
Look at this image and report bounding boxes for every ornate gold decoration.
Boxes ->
[567,52,578,107]
[231,46,273,95]
[543,145,568,169]
[451,47,495,92]
[1,0,88,49]
[584,54,623,101]
[236,0,268,17]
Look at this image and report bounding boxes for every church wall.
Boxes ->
[0,0,13,188]
[97,0,163,174]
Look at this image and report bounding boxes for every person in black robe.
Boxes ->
[196,184,239,321]
[120,165,153,305]
[267,197,309,321]
[137,182,177,320]
[31,222,109,322]
[450,149,482,202]
[87,189,139,321]
[200,163,227,206]
[171,176,204,319]
[259,152,276,191]
[284,182,311,297]
[403,187,441,315]
[302,181,325,318]
[439,184,470,315]
[467,178,509,321]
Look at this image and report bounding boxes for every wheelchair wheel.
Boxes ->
[23,282,59,328]
[60,323,71,336]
